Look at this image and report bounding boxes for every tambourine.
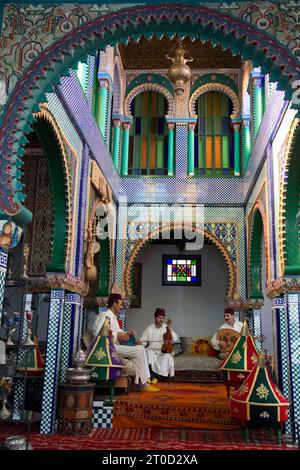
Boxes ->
[217,328,240,352]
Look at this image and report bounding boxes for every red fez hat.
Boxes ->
[108,293,123,304]
[154,308,166,317]
[224,307,234,315]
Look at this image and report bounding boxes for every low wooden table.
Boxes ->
[58,382,96,435]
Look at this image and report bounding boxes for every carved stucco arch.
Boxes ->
[189,83,240,119]
[33,106,72,271]
[112,56,125,116]
[124,83,174,119]
[86,197,115,289]
[248,202,270,298]
[124,224,236,300]
[278,118,300,276]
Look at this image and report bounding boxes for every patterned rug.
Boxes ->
[113,382,239,429]
[0,426,297,450]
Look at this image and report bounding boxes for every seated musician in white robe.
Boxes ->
[211,307,243,358]
[93,293,159,392]
[140,308,179,383]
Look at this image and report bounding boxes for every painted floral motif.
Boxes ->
[256,383,269,400]
[231,351,242,364]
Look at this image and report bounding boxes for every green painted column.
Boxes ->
[242,115,251,171]
[99,81,109,140]
[232,120,241,176]
[252,74,263,140]
[121,122,131,176]
[187,124,195,176]
[112,119,121,170]
[167,123,175,176]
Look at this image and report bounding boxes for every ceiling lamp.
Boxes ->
[166,40,193,96]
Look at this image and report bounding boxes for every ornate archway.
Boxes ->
[279,119,300,276]
[124,224,237,300]
[124,83,174,119]
[248,204,269,298]
[1,4,300,214]
[189,83,240,119]
[32,107,72,273]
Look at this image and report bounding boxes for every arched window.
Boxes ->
[128,91,168,176]
[195,91,234,176]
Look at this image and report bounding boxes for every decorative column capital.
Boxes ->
[27,274,89,297]
[112,118,121,128]
[231,117,242,131]
[188,122,196,131]
[242,114,251,127]
[227,297,251,311]
[251,71,263,88]
[99,78,110,90]
[266,277,300,299]
[167,122,175,131]
[122,121,132,131]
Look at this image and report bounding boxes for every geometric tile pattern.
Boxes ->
[272,297,292,436]
[58,74,120,198]
[253,309,262,351]
[285,293,300,443]
[0,248,8,319]
[12,293,33,412]
[176,124,188,178]
[60,301,72,382]
[40,289,65,435]
[75,144,89,278]
[120,176,244,205]
[93,401,113,429]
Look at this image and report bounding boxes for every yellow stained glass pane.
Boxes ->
[206,136,212,168]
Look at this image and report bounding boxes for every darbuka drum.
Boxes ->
[217,328,240,352]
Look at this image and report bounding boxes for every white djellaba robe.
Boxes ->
[93,309,150,385]
[210,319,243,351]
[140,323,179,377]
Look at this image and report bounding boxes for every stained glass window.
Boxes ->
[162,255,201,286]
[194,91,235,176]
[128,91,169,176]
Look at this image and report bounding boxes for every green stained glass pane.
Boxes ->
[222,136,229,168]
[156,138,164,168]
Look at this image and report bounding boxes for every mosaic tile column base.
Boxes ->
[93,401,113,428]
[284,292,300,443]
[40,289,64,434]
[272,297,292,436]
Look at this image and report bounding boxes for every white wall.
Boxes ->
[126,244,228,338]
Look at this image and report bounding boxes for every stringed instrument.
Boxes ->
[217,328,240,353]
[161,319,173,353]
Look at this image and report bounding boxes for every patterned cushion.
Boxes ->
[192,338,218,356]
[174,355,221,371]
[118,356,136,377]
[181,336,217,356]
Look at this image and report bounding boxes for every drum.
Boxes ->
[217,328,240,353]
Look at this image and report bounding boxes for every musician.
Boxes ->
[93,294,159,392]
[211,307,243,358]
[140,308,179,382]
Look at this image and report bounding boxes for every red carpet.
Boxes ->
[113,382,239,429]
[0,426,297,450]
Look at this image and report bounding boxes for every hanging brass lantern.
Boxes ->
[166,41,193,95]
